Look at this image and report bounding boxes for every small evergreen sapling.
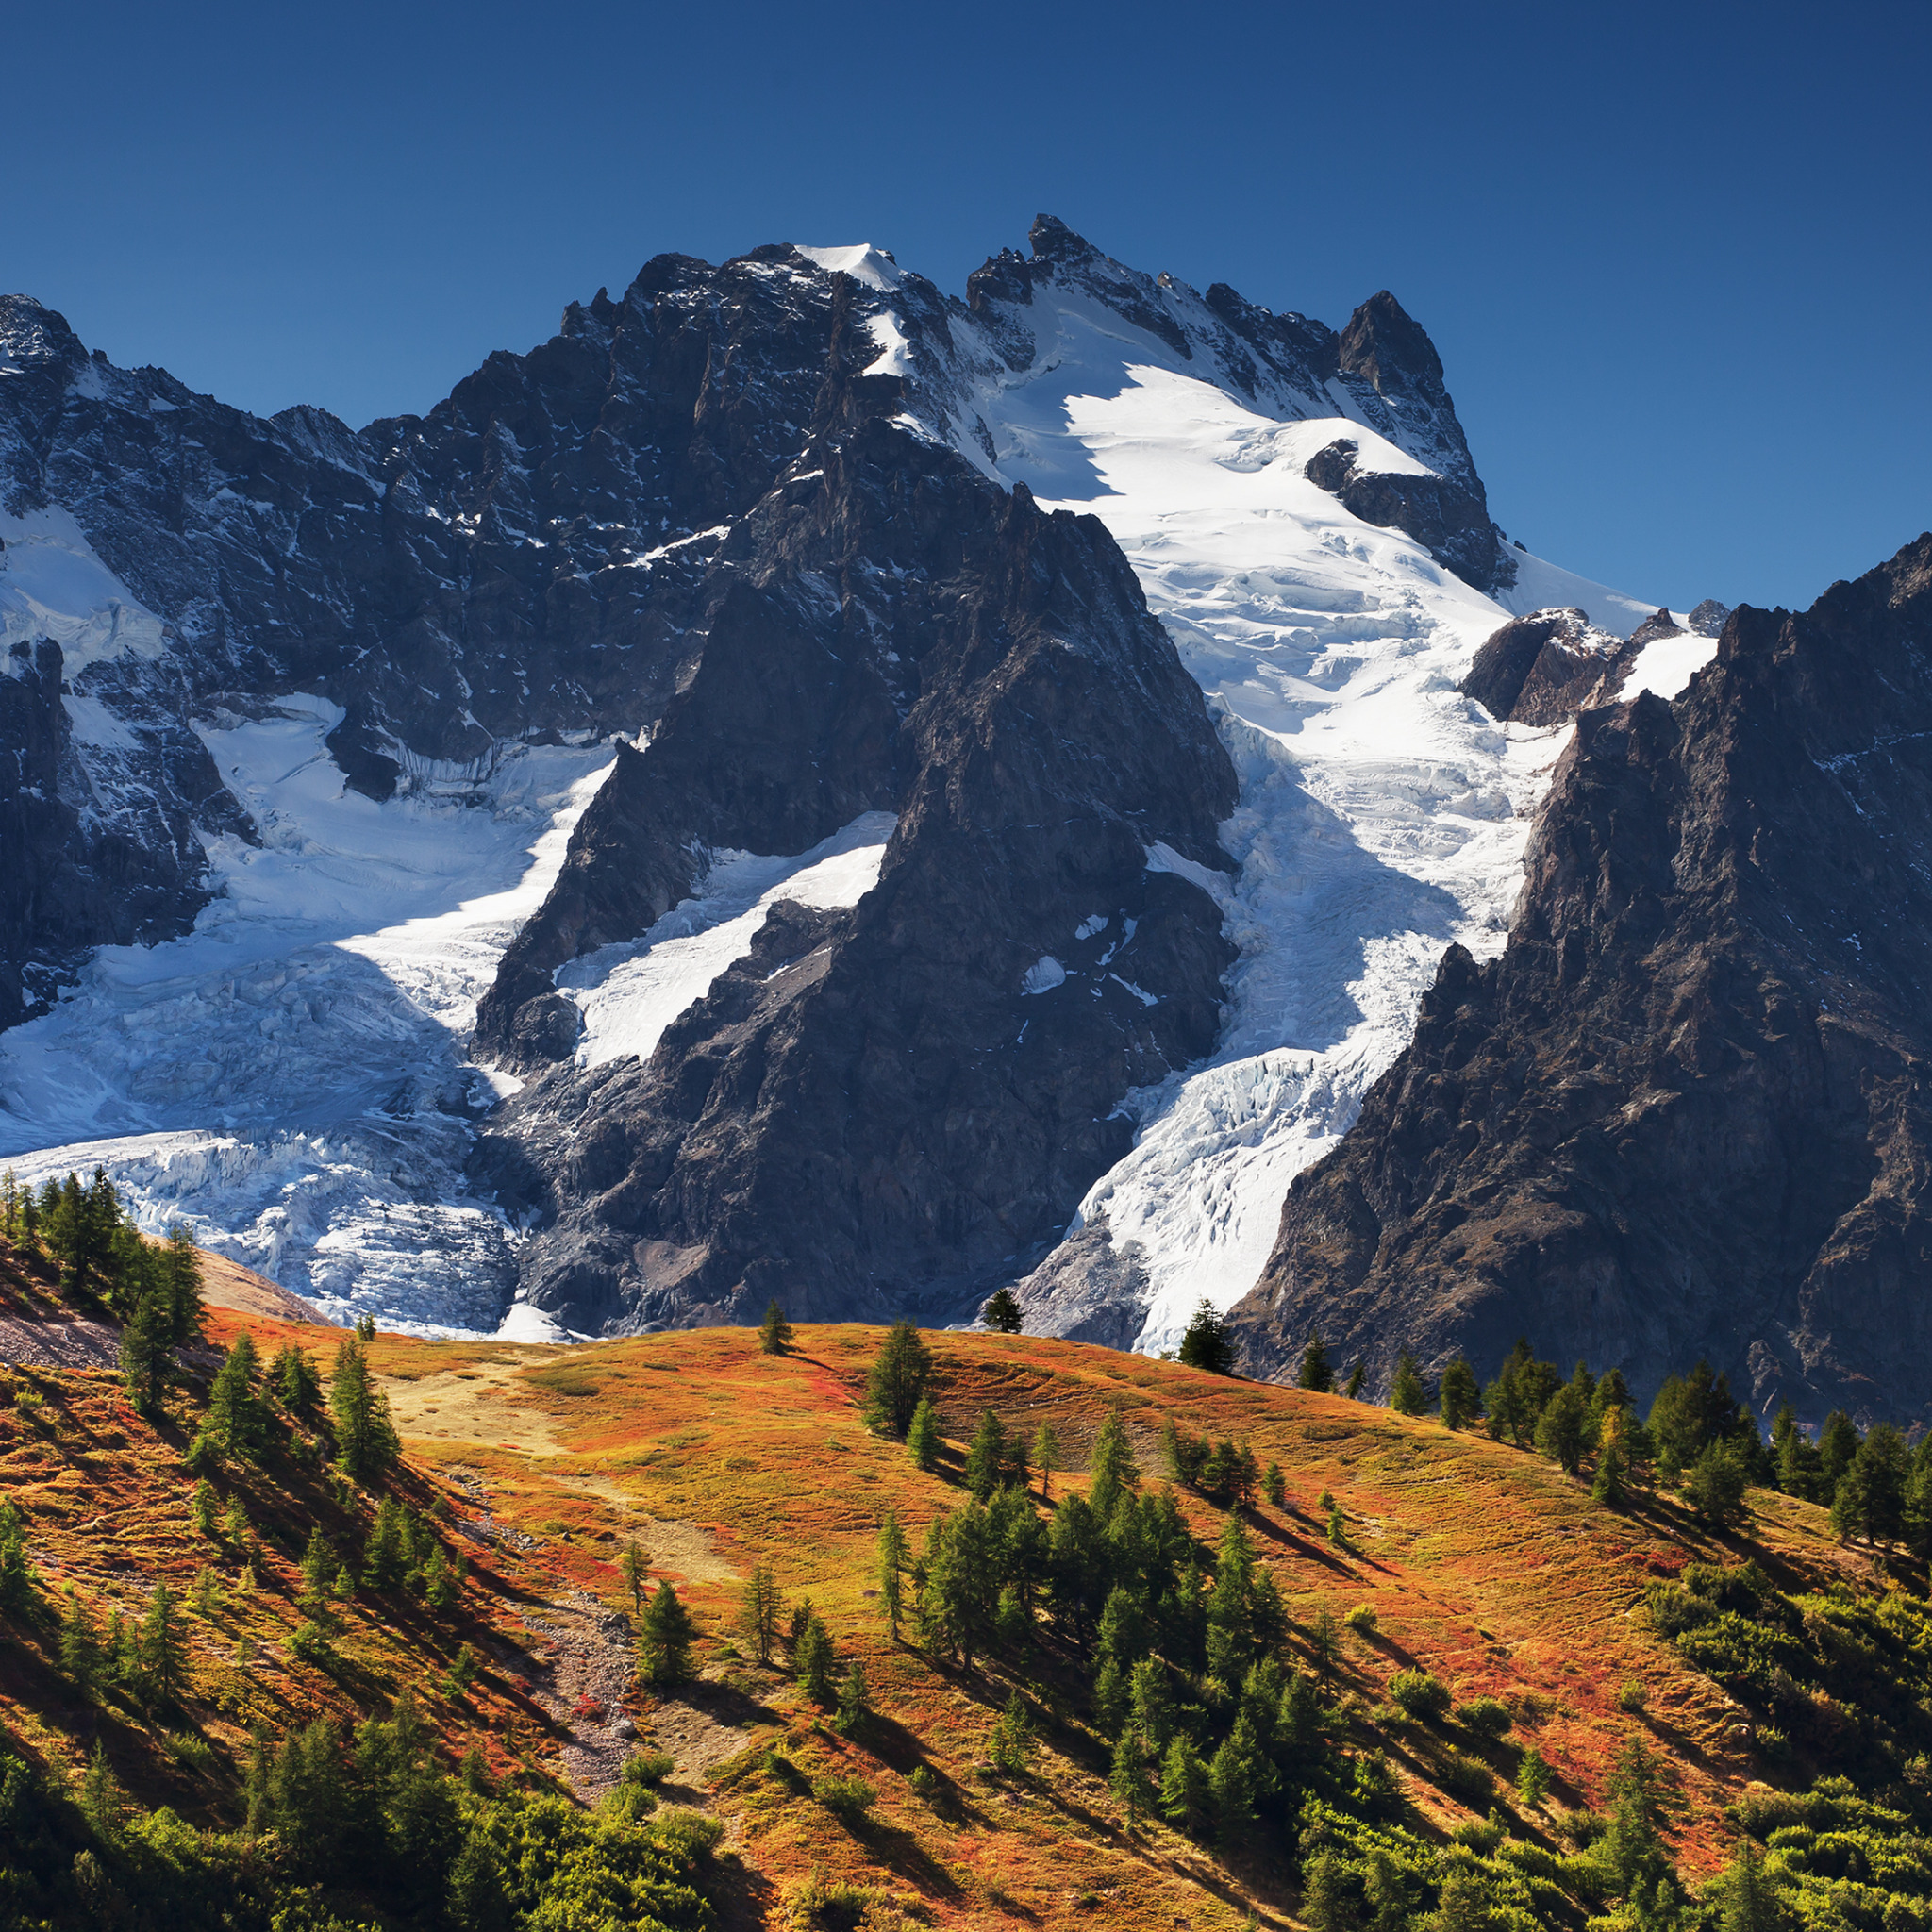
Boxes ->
[1032,1421,1060,1500]
[1297,1334,1335,1393]
[875,1511,907,1639]
[906,1395,941,1472]
[617,1537,648,1610]
[795,1612,836,1705]
[640,1581,697,1686]
[757,1300,793,1355]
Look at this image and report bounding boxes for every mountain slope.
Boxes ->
[0,219,1678,1341]
[1231,536,1932,1426]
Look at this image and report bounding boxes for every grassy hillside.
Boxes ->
[3,1243,1930,1929]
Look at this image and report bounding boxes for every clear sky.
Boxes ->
[8,0,1927,613]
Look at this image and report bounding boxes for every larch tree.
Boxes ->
[758,1300,793,1355]
[1297,1334,1335,1393]
[864,1320,934,1438]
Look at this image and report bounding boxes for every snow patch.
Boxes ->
[1020,957,1068,996]
[0,506,168,673]
[1624,629,1719,703]
[558,812,896,1069]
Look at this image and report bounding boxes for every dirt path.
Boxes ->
[515,1588,641,1797]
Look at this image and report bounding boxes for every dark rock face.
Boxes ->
[1305,436,1517,597]
[1229,536,1932,1427]
[471,357,1239,1328]
[1460,606,1629,726]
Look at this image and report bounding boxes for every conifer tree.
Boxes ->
[329,1336,399,1482]
[981,1286,1024,1333]
[965,1408,1008,1501]
[423,1543,460,1613]
[0,1501,36,1613]
[1208,1721,1260,1839]
[1177,1299,1237,1374]
[300,1526,336,1610]
[192,1477,218,1538]
[135,1579,186,1706]
[58,1587,101,1695]
[1263,1461,1286,1507]
[1033,1421,1060,1500]
[80,1741,120,1840]
[1516,1745,1551,1806]
[160,1224,207,1347]
[876,1511,908,1640]
[1128,1656,1174,1755]
[863,1320,934,1437]
[617,1536,648,1610]
[1089,1407,1140,1519]
[362,1496,408,1591]
[836,1657,870,1733]
[991,1689,1034,1774]
[208,1330,270,1460]
[1092,1653,1129,1737]
[639,1580,697,1686]
[1535,1382,1590,1474]
[1390,1350,1427,1415]
[795,1612,836,1705]
[1439,1357,1481,1430]
[1592,1415,1629,1508]
[223,1492,253,1555]
[907,1395,941,1472]
[758,1300,793,1355]
[118,1282,174,1417]
[1682,1438,1749,1524]
[270,1342,322,1413]
[1297,1334,1335,1392]
[740,1557,784,1665]
[1159,1734,1209,1836]
[1108,1726,1147,1822]
[1719,1834,1777,1932]
[1343,1358,1367,1399]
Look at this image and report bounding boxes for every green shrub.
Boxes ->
[624,1748,676,1788]
[1345,1604,1378,1637]
[1456,1696,1513,1741]
[1614,1678,1648,1715]
[812,1774,877,1820]
[1439,1751,1494,1807]
[1388,1669,1452,1721]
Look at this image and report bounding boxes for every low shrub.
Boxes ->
[1456,1696,1513,1742]
[1439,1751,1494,1807]
[1388,1669,1452,1721]
[813,1774,877,1820]
[1614,1679,1648,1715]
[1345,1605,1378,1637]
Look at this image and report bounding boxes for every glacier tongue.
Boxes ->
[919,276,1660,1353]
[0,697,618,1334]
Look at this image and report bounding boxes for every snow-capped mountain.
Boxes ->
[0,217,1703,1347]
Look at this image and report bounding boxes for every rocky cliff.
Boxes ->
[1230,537,1932,1427]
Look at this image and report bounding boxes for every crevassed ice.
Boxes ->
[919,287,1668,1354]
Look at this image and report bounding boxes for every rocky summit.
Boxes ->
[1231,538,1932,1428]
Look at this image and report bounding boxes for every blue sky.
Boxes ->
[8,0,1927,612]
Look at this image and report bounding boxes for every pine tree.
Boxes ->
[907,1395,941,1472]
[1343,1359,1367,1400]
[1437,1357,1478,1430]
[1833,1424,1910,1544]
[1088,1407,1140,1519]
[1108,1726,1147,1821]
[981,1287,1024,1334]
[300,1526,336,1609]
[1682,1439,1749,1524]
[1390,1351,1427,1416]
[79,1741,120,1840]
[617,1537,648,1610]
[1301,1853,1353,1932]
[423,1544,460,1613]
[1719,1834,1776,1932]
[1208,1720,1261,1839]
[1128,1656,1174,1755]
[757,1300,793,1355]
[135,1579,186,1706]
[639,1580,698,1685]
[363,1495,408,1591]
[991,1690,1033,1775]
[118,1283,174,1417]
[159,1224,207,1346]
[270,1342,321,1413]
[1516,1745,1551,1806]
[1818,1410,1860,1496]
[1092,1654,1129,1737]
[1591,1417,1628,1508]
[329,1336,399,1482]
[863,1320,934,1437]
[192,1477,218,1538]
[1159,1735,1209,1835]
[875,1511,908,1639]
[795,1612,836,1705]
[836,1657,870,1733]
[1033,1421,1060,1501]
[58,1587,101,1695]
[1535,1383,1590,1474]
[223,1492,253,1555]
[1297,1334,1335,1393]
[208,1330,270,1460]
[965,1408,1008,1502]
[1263,1460,1286,1507]
[1177,1299,1237,1374]
[0,1501,36,1614]
[740,1557,784,1664]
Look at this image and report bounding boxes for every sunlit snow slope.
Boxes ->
[908,270,1697,1353]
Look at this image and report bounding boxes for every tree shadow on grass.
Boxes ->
[708,1848,780,1932]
